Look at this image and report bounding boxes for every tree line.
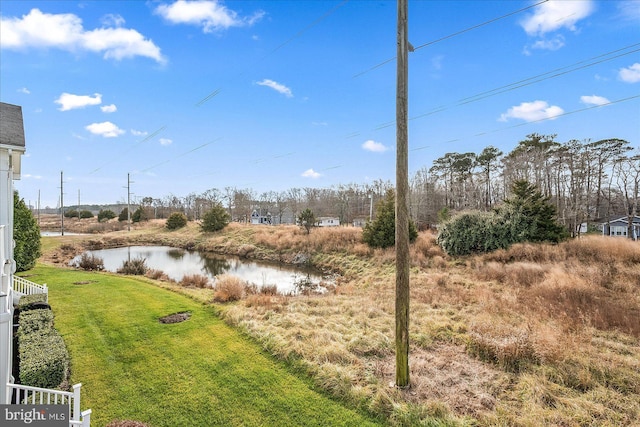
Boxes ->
[83,134,637,236]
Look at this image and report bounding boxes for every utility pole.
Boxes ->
[78,189,81,221]
[127,173,131,232]
[60,171,64,236]
[395,0,410,388]
[37,189,40,226]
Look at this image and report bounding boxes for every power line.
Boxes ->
[140,137,222,173]
[353,0,549,78]
[89,126,167,174]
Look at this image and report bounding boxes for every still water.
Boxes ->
[72,246,328,294]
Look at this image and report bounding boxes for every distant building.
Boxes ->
[251,209,272,225]
[600,215,640,240]
[316,216,340,227]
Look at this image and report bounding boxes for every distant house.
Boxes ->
[352,217,368,228]
[317,216,340,227]
[251,209,272,225]
[600,215,640,240]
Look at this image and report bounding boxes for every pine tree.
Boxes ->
[362,189,417,248]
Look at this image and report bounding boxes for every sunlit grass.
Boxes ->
[22,264,382,427]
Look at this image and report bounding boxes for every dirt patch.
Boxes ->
[377,344,508,417]
[159,312,191,324]
[73,281,97,285]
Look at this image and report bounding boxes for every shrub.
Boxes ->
[118,207,129,222]
[213,275,245,302]
[180,274,210,288]
[116,257,147,275]
[18,310,69,389]
[201,204,230,232]
[131,206,148,223]
[79,210,94,219]
[64,209,79,218]
[17,293,48,308]
[73,253,105,271]
[166,212,188,230]
[362,189,417,248]
[14,191,41,272]
[98,209,116,222]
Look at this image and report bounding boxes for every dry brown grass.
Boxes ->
[41,223,640,426]
[212,274,245,302]
[179,273,210,288]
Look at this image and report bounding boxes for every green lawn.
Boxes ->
[23,265,383,427]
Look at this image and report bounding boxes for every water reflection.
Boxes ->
[71,245,328,294]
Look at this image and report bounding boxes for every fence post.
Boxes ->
[72,383,82,422]
[81,409,92,427]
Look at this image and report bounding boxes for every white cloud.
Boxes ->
[155,0,264,33]
[131,129,148,137]
[101,104,117,113]
[101,14,125,28]
[85,121,125,137]
[580,95,610,106]
[301,168,321,179]
[529,34,565,51]
[521,0,594,36]
[17,87,30,94]
[0,9,165,63]
[619,63,640,83]
[55,92,102,111]
[159,138,173,146]
[22,174,42,179]
[362,139,389,153]
[499,100,564,122]
[256,79,293,97]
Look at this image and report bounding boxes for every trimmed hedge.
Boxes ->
[17,309,69,389]
[17,293,48,308]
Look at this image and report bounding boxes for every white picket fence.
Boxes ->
[13,275,48,302]
[8,383,92,426]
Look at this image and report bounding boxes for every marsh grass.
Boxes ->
[179,273,210,288]
[213,274,245,302]
[41,223,640,426]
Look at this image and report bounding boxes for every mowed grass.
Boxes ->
[23,265,383,427]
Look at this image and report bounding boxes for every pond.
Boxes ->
[71,246,330,294]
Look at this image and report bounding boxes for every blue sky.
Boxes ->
[1,0,638,208]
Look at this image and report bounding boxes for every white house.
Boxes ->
[1,102,91,425]
[600,215,640,240]
[316,216,340,227]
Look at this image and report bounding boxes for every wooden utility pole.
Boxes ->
[395,0,410,388]
[60,171,64,236]
[127,173,131,232]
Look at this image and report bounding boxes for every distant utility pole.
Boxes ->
[60,171,64,236]
[37,189,41,226]
[395,0,410,388]
[78,189,81,220]
[127,173,131,232]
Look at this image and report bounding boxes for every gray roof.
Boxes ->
[0,102,26,148]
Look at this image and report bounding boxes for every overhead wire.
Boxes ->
[352,0,549,78]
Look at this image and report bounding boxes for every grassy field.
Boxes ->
[22,264,383,427]
[39,218,640,426]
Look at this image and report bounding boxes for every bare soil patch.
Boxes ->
[159,312,191,324]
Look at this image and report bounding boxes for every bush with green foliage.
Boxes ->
[98,209,116,222]
[17,293,48,308]
[437,180,568,256]
[362,189,418,248]
[132,206,148,223]
[18,309,69,389]
[64,209,79,218]
[166,212,188,230]
[118,207,129,222]
[297,208,316,235]
[201,204,230,232]
[80,210,94,219]
[14,192,41,272]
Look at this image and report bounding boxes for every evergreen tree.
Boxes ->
[362,189,417,248]
[297,208,316,235]
[201,204,230,232]
[13,192,41,272]
[502,180,568,243]
[166,212,188,230]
